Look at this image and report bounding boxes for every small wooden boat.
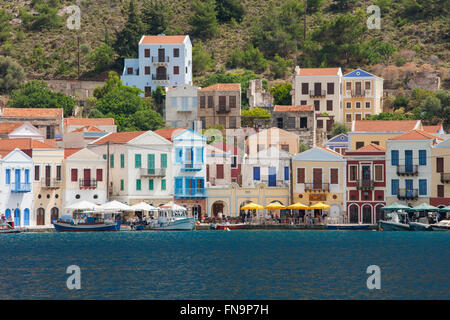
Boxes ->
[211,223,246,230]
[53,220,121,232]
[326,223,371,230]
[430,220,450,231]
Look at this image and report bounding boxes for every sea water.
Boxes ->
[0,230,448,299]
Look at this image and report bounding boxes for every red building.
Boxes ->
[345,144,386,224]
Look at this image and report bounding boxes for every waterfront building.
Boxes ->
[165,84,200,129]
[206,144,231,187]
[0,122,45,141]
[342,69,383,125]
[348,120,422,151]
[292,147,346,221]
[63,148,107,212]
[324,133,349,155]
[121,35,193,96]
[246,127,299,155]
[345,143,386,224]
[271,105,316,148]
[90,131,173,206]
[0,148,34,228]
[211,141,243,185]
[172,129,207,218]
[197,83,242,129]
[385,130,443,207]
[430,138,450,207]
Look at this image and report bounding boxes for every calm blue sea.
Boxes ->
[0,230,448,300]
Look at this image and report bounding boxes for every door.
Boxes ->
[355,82,362,95]
[349,205,359,223]
[362,165,371,187]
[37,208,45,226]
[158,48,165,62]
[362,205,372,224]
[83,169,91,187]
[148,154,155,174]
[156,66,167,80]
[51,207,59,223]
[313,168,322,190]
[314,83,321,96]
[14,209,20,227]
[45,165,51,186]
[405,150,413,173]
[15,169,20,191]
[268,167,276,187]
[405,179,413,197]
[24,209,30,226]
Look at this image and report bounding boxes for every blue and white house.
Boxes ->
[324,134,349,155]
[172,129,207,218]
[121,35,193,97]
[0,148,34,228]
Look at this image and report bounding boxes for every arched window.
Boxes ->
[37,208,45,226]
[51,207,59,223]
[375,204,385,223]
[14,209,21,227]
[349,204,359,223]
[24,209,30,226]
[362,205,372,224]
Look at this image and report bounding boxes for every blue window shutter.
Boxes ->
[175,148,182,163]
[175,177,183,194]
[391,179,399,196]
[284,167,289,180]
[419,150,426,166]
[253,167,260,181]
[6,169,10,184]
[25,169,29,183]
[195,147,203,164]
[391,150,399,166]
[419,179,427,195]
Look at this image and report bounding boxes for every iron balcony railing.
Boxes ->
[139,168,166,177]
[357,179,374,190]
[309,90,326,97]
[441,173,450,183]
[79,179,98,189]
[41,178,62,189]
[397,188,418,200]
[175,188,206,198]
[351,90,366,97]
[152,74,170,81]
[151,56,170,63]
[304,182,330,192]
[217,106,231,113]
[397,165,419,176]
[11,183,31,193]
[181,163,203,171]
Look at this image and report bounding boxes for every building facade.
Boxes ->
[324,134,349,155]
[246,127,299,155]
[165,84,200,129]
[430,138,450,207]
[247,79,274,111]
[0,122,45,141]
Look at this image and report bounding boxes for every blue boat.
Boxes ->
[53,214,121,232]
[326,223,371,230]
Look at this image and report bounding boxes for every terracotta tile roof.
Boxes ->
[273,105,313,112]
[63,118,115,126]
[154,128,186,142]
[64,148,83,159]
[297,68,340,76]
[2,108,63,118]
[71,126,104,133]
[200,83,241,91]
[423,125,443,134]
[353,120,420,132]
[93,131,146,144]
[140,35,187,44]
[0,122,23,134]
[389,130,444,141]
[0,138,56,150]
[357,143,386,151]
[0,150,13,158]
[44,139,57,147]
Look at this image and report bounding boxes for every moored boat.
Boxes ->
[325,223,371,230]
[409,221,432,231]
[379,211,411,231]
[53,220,121,232]
[0,221,22,234]
[430,220,450,231]
[211,223,246,230]
[151,217,196,230]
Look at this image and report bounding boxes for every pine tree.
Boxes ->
[142,0,173,35]
[114,0,145,58]
[190,0,219,40]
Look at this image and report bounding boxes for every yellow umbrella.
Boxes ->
[308,202,331,210]
[287,202,309,210]
[264,202,287,210]
[241,202,263,210]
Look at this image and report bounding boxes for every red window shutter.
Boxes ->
[437,158,444,173]
[96,169,103,182]
[217,164,224,179]
[297,168,305,183]
[206,165,210,182]
[331,168,338,184]
[71,169,78,182]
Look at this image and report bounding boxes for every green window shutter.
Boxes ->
[148,154,155,174]
[110,154,114,168]
[103,154,107,160]
[161,179,166,191]
[149,179,154,190]
[136,179,141,191]
[120,154,125,168]
[120,179,124,191]
[161,154,167,168]
[135,154,141,168]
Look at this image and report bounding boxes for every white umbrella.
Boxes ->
[131,202,158,212]
[65,200,101,211]
[99,200,134,211]
[159,201,186,211]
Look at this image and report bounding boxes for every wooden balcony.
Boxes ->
[441,173,450,183]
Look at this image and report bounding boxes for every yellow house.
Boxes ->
[292,147,346,221]
[348,120,422,151]
[430,138,450,208]
[342,69,384,125]
[246,127,299,155]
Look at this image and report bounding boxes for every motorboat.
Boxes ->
[409,222,432,231]
[211,222,246,230]
[430,220,450,231]
[379,211,411,231]
[325,223,371,230]
[0,220,22,234]
[151,202,196,231]
[53,213,121,232]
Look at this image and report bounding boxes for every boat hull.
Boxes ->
[379,221,411,231]
[326,224,371,230]
[53,221,121,232]
[214,223,246,230]
[409,222,432,231]
[152,217,195,231]
[0,229,22,234]
[430,225,450,232]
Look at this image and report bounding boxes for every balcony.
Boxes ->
[41,178,62,189]
[175,188,207,199]
[357,179,374,190]
[152,74,170,85]
[151,56,170,65]
[304,182,330,192]
[261,179,289,187]
[177,106,193,113]
[397,165,419,176]
[351,90,366,97]
[11,183,31,193]
[397,188,418,200]
[79,179,97,189]
[217,106,231,114]
[140,168,167,177]
[441,173,450,183]
[181,163,203,172]
[309,90,326,98]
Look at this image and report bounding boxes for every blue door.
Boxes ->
[14,209,20,227]
[5,209,11,220]
[405,179,413,197]
[24,209,30,226]
[15,169,20,191]
[405,150,413,173]
[269,167,276,187]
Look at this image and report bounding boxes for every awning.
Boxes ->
[381,202,411,211]
[287,202,309,210]
[241,202,263,210]
[308,202,331,210]
[264,202,287,210]
[408,203,439,212]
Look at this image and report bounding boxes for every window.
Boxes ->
[229,116,237,129]
[200,117,206,129]
[127,67,133,74]
[391,150,399,166]
[330,168,338,184]
[346,114,352,122]
[300,100,307,105]
[346,102,351,109]
[161,179,166,191]
[135,154,142,168]
[301,83,309,94]
[287,117,296,129]
[120,154,125,168]
[300,117,307,128]
[257,144,264,152]
[365,81,371,90]
[174,66,179,74]
[419,150,426,165]
[186,67,188,74]
[437,185,444,198]
[136,179,141,191]
[149,179,154,191]
[326,100,333,111]
[34,165,40,181]
[208,96,214,108]
[200,96,206,108]
[5,169,10,184]
[219,96,226,108]
[217,164,224,179]
[391,179,399,196]
[365,102,371,109]
[56,165,62,181]
[231,155,238,168]
[327,83,334,94]
[346,82,351,91]
[71,169,78,182]
[145,66,150,75]
[314,100,320,111]
[281,144,290,152]
[229,96,236,108]
[120,179,124,191]
[317,120,323,129]
[161,154,167,168]
[173,48,179,57]
[356,142,364,150]
[437,157,444,173]
[355,102,361,109]
[46,126,55,139]
[253,167,260,181]
[371,141,379,145]
[284,167,289,181]
[144,49,150,57]
[419,179,427,196]
[355,114,362,121]
[96,169,103,182]
[349,165,357,181]
[297,168,305,183]
[375,165,383,181]
[110,154,114,168]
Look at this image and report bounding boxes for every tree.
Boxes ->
[330,123,349,137]
[193,42,214,75]
[142,0,172,35]
[133,108,165,131]
[0,56,25,94]
[227,44,268,73]
[270,55,292,79]
[270,83,292,105]
[86,43,115,72]
[306,0,325,13]
[94,71,123,99]
[241,107,271,127]
[8,80,75,117]
[113,0,145,59]
[152,86,166,115]
[216,0,245,23]
[393,96,410,109]
[20,3,62,31]
[190,0,219,40]
[0,9,12,45]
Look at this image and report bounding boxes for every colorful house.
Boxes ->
[246,127,299,155]
[211,141,243,185]
[345,143,386,224]
[324,133,349,155]
[430,138,450,207]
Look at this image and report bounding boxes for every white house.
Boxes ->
[121,35,193,97]
[385,130,444,206]
[165,84,200,129]
[0,148,34,228]
[0,122,45,142]
[89,130,173,206]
